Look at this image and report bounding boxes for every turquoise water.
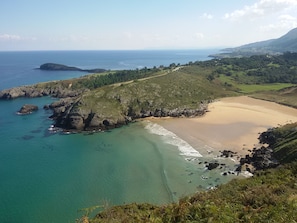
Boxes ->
[0,97,238,222]
[0,50,240,222]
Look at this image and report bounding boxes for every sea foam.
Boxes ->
[144,121,202,158]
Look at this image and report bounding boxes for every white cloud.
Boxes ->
[49,35,90,43]
[194,33,204,39]
[201,13,213,20]
[261,14,297,31]
[0,34,21,41]
[224,0,297,21]
[123,31,133,39]
[0,34,37,42]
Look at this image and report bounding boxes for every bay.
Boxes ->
[0,50,238,222]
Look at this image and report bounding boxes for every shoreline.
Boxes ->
[149,96,297,159]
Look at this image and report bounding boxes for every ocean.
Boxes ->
[0,50,238,223]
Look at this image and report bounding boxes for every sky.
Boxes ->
[1,0,297,51]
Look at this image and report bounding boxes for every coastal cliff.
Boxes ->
[46,69,212,131]
[49,95,208,131]
[0,85,82,99]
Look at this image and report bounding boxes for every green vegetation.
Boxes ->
[72,66,167,89]
[212,52,297,85]
[252,86,297,108]
[237,83,295,94]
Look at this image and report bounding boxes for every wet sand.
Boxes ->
[151,96,297,157]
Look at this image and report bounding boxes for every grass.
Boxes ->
[237,83,296,93]
[84,162,297,223]
[252,86,297,108]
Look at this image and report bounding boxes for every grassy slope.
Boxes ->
[252,86,297,108]
[73,65,237,121]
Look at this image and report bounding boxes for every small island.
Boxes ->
[39,63,106,73]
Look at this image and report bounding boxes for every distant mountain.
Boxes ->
[211,28,297,58]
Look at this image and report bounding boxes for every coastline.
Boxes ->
[149,96,297,159]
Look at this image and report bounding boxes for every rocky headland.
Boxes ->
[0,71,210,132]
[0,85,82,99]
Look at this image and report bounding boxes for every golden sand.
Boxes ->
[151,96,297,157]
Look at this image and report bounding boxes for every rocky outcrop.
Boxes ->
[17,104,38,115]
[47,97,127,131]
[220,150,237,158]
[46,96,208,131]
[236,146,279,173]
[0,86,83,99]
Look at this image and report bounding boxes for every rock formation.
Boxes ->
[236,146,279,173]
[0,85,83,99]
[17,104,38,115]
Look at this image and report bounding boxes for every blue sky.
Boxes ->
[1,0,297,51]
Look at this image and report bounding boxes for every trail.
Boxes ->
[112,66,183,87]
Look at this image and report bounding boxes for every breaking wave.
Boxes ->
[144,121,202,158]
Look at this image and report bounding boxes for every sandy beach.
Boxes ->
[152,96,297,157]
